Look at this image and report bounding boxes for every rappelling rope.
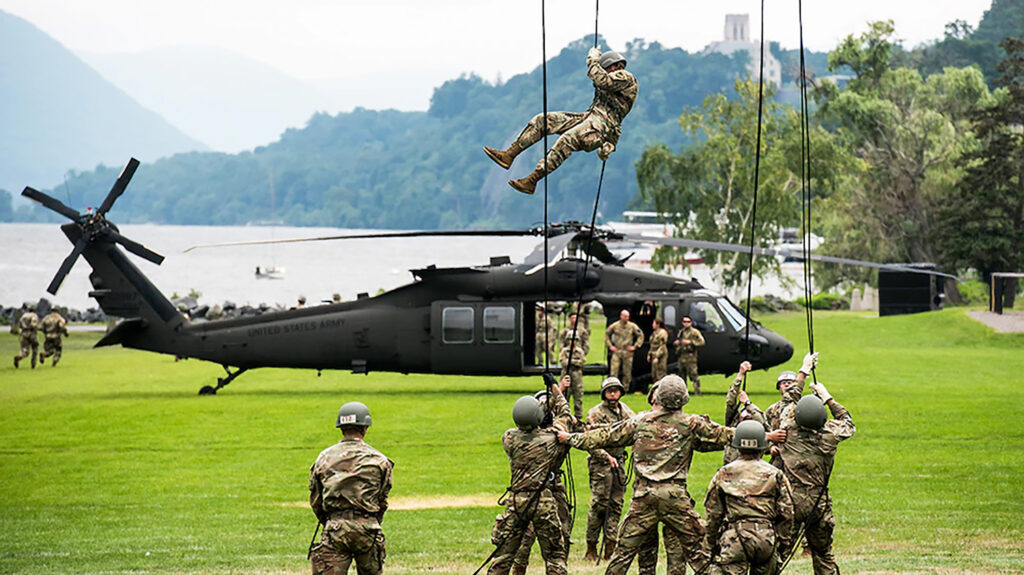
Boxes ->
[740,0,767,392]
[542,0,551,372]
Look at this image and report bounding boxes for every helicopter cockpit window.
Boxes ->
[663,304,676,327]
[483,306,516,344]
[716,297,748,331]
[689,301,725,333]
[442,307,474,344]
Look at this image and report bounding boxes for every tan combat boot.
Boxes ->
[508,169,545,195]
[603,540,616,561]
[584,541,600,562]
[483,142,523,170]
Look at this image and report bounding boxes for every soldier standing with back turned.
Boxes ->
[309,402,393,575]
[13,304,39,369]
[647,318,669,385]
[703,420,794,575]
[672,316,704,395]
[605,309,644,393]
[38,309,69,367]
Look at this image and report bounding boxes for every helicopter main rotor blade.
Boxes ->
[97,157,140,217]
[524,232,578,271]
[183,229,537,253]
[621,234,961,281]
[47,238,88,295]
[22,187,80,221]
[108,229,165,265]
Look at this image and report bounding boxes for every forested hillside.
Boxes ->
[14,37,751,229]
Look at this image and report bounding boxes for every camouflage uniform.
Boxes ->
[490,391,574,575]
[722,377,766,465]
[584,399,636,555]
[510,50,638,179]
[13,311,39,368]
[38,311,69,367]
[674,326,705,394]
[777,399,856,575]
[703,458,795,575]
[565,329,589,419]
[605,321,644,392]
[309,437,393,575]
[536,313,558,366]
[765,380,805,468]
[567,404,733,575]
[647,327,669,384]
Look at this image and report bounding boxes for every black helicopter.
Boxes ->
[24,158,955,394]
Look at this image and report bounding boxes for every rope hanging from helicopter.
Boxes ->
[777,1,831,572]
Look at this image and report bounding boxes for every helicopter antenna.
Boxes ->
[741,0,767,391]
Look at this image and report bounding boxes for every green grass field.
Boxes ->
[1,309,1023,574]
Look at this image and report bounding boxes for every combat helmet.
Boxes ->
[795,395,827,429]
[600,377,625,399]
[654,375,690,410]
[599,50,627,69]
[513,396,545,429]
[776,370,798,389]
[336,401,372,428]
[732,419,767,451]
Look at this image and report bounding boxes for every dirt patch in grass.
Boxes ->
[278,494,500,511]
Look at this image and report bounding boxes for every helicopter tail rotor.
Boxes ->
[23,157,164,295]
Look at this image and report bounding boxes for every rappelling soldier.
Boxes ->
[308,402,393,575]
[490,377,574,575]
[483,47,639,195]
[722,361,766,465]
[13,304,39,369]
[775,382,856,575]
[703,420,794,575]
[38,309,69,367]
[605,309,644,393]
[647,317,669,385]
[672,316,705,395]
[583,377,635,562]
[558,375,733,575]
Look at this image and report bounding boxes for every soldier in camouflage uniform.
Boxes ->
[535,308,558,366]
[558,375,733,575]
[583,377,635,562]
[309,402,393,575]
[38,310,69,367]
[559,316,589,419]
[776,381,855,575]
[647,318,669,385]
[483,48,639,195]
[722,361,766,465]
[605,309,644,393]
[704,420,794,575]
[764,353,819,455]
[490,378,575,575]
[672,316,705,395]
[13,305,39,369]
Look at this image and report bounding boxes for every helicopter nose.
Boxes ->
[772,335,794,364]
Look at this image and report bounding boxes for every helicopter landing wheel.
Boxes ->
[198,385,217,395]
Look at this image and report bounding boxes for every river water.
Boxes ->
[0,223,804,312]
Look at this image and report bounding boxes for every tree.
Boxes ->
[936,38,1024,307]
[636,78,850,291]
[814,22,993,287]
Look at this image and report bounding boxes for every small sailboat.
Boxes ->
[254,166,285,280]
[255,265,285,280]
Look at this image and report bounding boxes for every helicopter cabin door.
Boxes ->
[430,301,522,375]
[683,295,754,374]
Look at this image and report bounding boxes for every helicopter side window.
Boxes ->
[483,306,516,344]
[442,307,474,344]
[716,297,748,331]
[663,304,677,327]
[690,301,725,333]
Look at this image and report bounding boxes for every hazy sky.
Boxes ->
[2,0,994,84]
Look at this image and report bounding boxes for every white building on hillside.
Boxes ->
[704,14,782,87]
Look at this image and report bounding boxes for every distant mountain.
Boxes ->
[81,46,331,153]
[26,37,750,229]
[0,10,206,195]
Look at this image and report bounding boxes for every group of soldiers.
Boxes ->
[307,351,855,575]
[12,304,69,369]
